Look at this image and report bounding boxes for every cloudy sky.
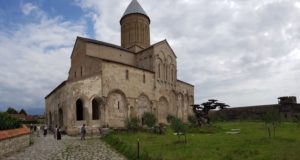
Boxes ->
[0,0,300,111]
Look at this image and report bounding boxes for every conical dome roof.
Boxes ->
[121,0,150,22]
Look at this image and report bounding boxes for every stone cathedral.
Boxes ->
[45,0,194,135]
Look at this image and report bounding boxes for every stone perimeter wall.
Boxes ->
[0,125,30,157]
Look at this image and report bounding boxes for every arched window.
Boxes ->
[76,99,84,120]
[166,65,168,80]
[92,99,100,120]
[171,69,173,82]
[158,63,161,78]
[126,70,129,80]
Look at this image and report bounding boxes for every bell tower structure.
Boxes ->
[120,0,150,52]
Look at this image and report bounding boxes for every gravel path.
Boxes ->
[3,134,126,160]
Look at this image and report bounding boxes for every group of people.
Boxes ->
[30,124,48,137]
[29,124,88,140]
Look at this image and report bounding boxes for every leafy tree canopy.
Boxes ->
[6,107,18,114]
[19,108,27,116]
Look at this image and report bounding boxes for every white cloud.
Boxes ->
[74,0,300,106]
[21,3,38,15]
[1,0,300,110]
[0,3,86,110]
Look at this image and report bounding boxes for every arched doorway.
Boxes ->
[107,90,128,127]
[76,99,84,120]
[92,99,100,120]
[59,108,63,127]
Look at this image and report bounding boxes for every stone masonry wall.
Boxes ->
[0,125,30,157]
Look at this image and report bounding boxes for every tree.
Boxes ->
[6,107,18,114]
[191,99,229,127]
[19,109,27,116]
[0,112,21,130]
[125,117,140,132]
[263,108,280,138]
[170,117,187,143]
[142,112,156,128]
[293,114,300,128]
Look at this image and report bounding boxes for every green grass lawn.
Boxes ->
[103,122,300,160]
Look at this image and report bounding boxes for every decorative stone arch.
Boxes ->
[158,96,169,123]
[106,89,129,127]
[90,96,103,120]
[177,93,184,120]
[170,64,176,82]
[74,95,89,121]
[167,55,173,64]
[136,93,151,122]
[156,58,163,79]
[159,50,166,62]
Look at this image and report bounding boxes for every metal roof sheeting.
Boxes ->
[123,0,148,17]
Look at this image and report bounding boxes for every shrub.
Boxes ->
[125,117,140,131]
[188,115,197,127]
[166,114,176,123]
[142,112,156,128]
[170,117,187,143]
[0,112,21,130]
[263,108,280,138]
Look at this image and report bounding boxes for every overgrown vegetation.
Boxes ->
[166,114,176,123]
[0,112,21,130]
[263,108,280,138]
[5,107,18,114]
[293,114,300,127]
[142,112,156,128]
[125,117,140,132]
[188,115,197,127]
[103,133,162,160]
[103,122,300,160]
[169,117,187,143]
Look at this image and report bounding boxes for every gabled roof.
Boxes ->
[138,39,177,58]
[78,36,135,53]
[70,36,135,58]
[121,0,150,22]
[45,81,67,99]
[177,79,194,87]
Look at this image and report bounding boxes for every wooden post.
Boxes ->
[137,138,140,159]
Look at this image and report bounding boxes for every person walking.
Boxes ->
[80,124,86,140]
[43,125,48,137]
[57,127,62,140]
